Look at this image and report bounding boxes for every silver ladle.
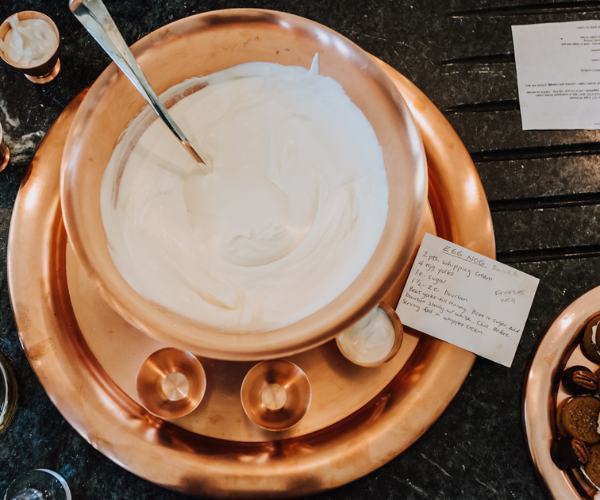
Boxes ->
[69,0,211,175]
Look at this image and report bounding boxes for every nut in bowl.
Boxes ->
[61,9,427,361]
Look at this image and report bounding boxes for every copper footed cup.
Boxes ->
[241,360,311,431]
[0,11,61,83]
[136,348,206,419]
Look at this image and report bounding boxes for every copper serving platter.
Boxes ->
[524,286,600,499]
[7,38,494,500]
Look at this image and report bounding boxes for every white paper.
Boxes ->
[512,20,600,130]
[397,234,539,367]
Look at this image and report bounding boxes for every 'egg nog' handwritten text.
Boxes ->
[397,233,539,367]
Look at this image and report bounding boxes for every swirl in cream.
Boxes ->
[100,57,388,331]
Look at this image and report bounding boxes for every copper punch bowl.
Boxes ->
[60,8,427,361]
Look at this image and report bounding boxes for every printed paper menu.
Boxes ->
[512,20,600,130]
[397,234,539,367]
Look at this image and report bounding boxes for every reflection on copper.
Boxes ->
[0,11,61,83]
[544,349,558,367]
[137,348,206,419]
[241,360,311,431]
[7,10,495,497]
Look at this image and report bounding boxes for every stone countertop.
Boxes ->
[1,0,597,498]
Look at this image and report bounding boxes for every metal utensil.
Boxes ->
[69,0,211,174]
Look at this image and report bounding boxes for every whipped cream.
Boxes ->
[337,306,396,364]
[101,57,388,331]
[0,14,58,68]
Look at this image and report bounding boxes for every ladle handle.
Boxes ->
[69,0,211,173]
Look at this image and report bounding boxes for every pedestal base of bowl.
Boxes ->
[7,59,495,498]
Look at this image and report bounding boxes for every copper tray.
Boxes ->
[7,58,494,497]
[524,286,600,499]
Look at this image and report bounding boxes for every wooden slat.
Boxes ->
[478,155,600,201]
[492,205,600,254]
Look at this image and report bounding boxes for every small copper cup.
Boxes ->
[136,348,206,419]
[0,351,17,435]
[241,360,311,431]
[0,11,61,83]
[0,122,9,172]
[336,302,404,368]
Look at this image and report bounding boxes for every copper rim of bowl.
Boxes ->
[0,122,9,172]
[0,11,61,82]
[136,348,206,419]
[240,360,311,431]
[60,9,428,361]
[335,302,404,368]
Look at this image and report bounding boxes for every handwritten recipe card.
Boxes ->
[397,234,539,367]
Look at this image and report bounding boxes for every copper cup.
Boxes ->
[0,351,17,435]
[0,121,9,172]
[136,348,206,419]
[241,360,311,431]
[0,11,61,83]
[336,302,404,368]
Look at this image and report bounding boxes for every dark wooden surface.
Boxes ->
[2,1,600,498]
